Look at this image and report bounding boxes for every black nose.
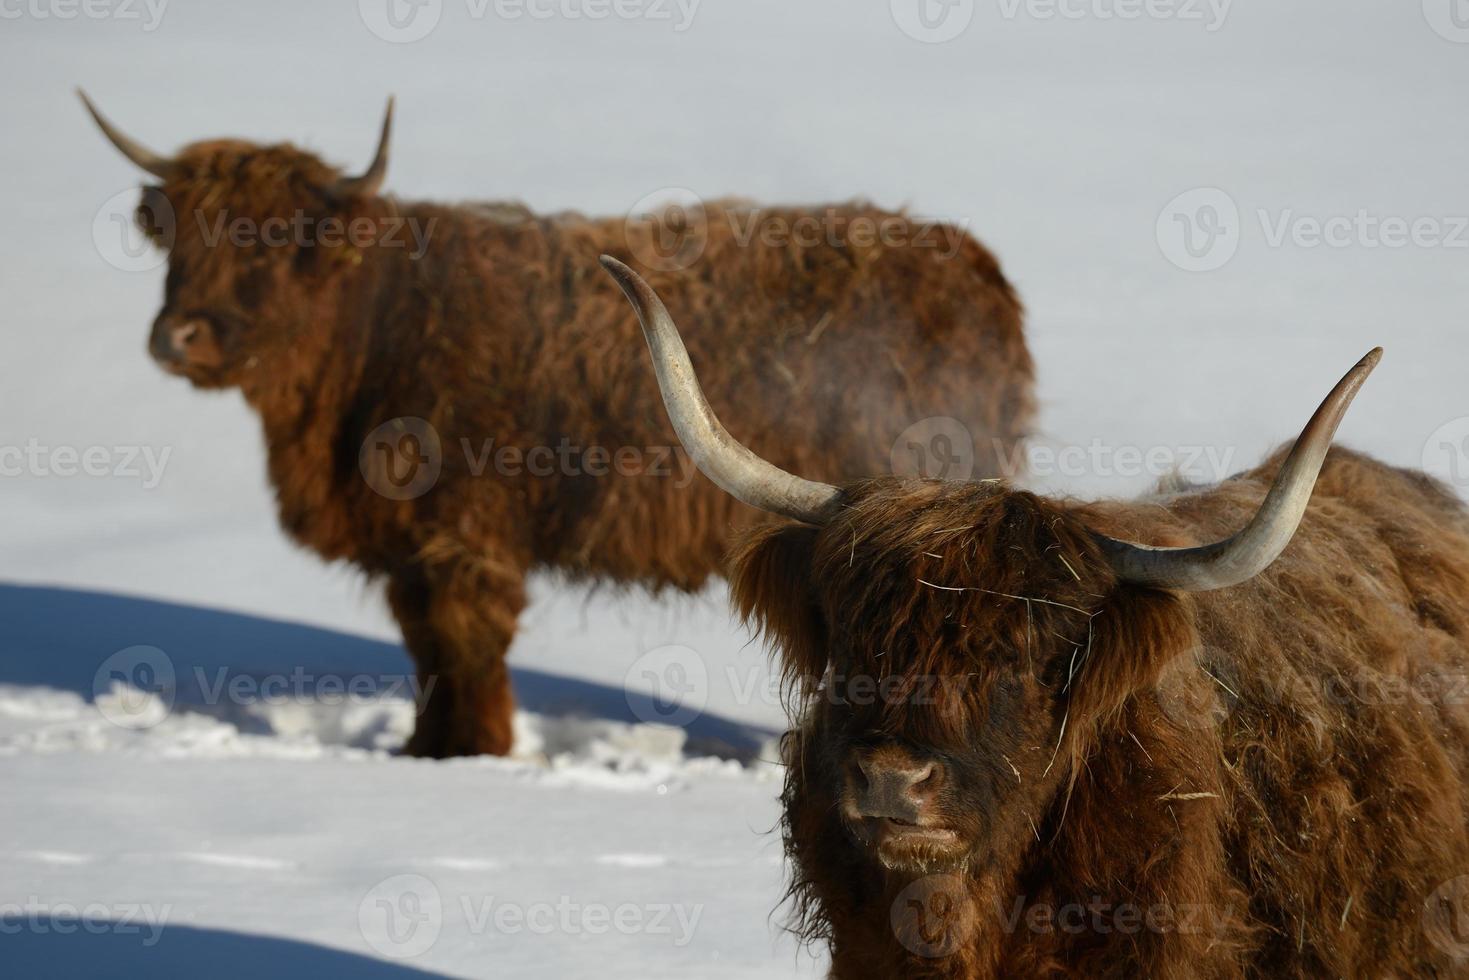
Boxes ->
[851,746,942,823]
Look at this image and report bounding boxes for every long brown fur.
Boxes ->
[115,131,1034,756]
[731,447,1469,977]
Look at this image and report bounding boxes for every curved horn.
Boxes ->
[332,96,394,199]
[77,89,177,179]
[1095,347,1382,592]
[600,255,842,525]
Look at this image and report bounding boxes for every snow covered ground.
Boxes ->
[2,0,1468,976]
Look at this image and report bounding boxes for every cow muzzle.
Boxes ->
[150,314,224,374]
[844,745,963,869]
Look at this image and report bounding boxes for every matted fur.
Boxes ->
[731,448,1469,977]
[118,133,1033,756]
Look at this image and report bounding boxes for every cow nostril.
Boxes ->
[172,322,200,347]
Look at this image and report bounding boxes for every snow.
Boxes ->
[2,0,1467,976]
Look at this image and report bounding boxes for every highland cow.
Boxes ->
[81,94,1035,758]
[605,257,1469,978]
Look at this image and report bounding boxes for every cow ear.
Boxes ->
[728,522,827,696]
[1067,585,1202,740]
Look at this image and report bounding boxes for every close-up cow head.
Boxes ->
[600,256,1377,889]
[80,92,393,390]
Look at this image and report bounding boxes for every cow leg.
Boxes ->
[387,560,527,758]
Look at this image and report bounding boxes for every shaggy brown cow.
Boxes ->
[605,258,1469,978]
[80,94,1034,758]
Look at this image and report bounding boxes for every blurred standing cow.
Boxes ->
[82,95,1035,757]
[607,258,1469,978]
